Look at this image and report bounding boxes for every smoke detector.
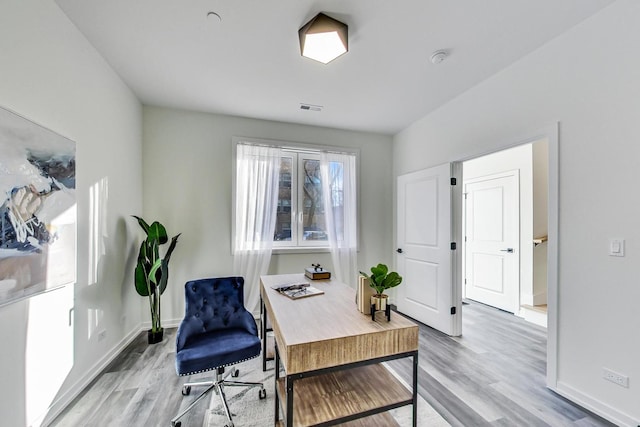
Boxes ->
[207,11,221,21]
[430,50,448,64]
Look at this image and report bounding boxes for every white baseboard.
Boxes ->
[141,318,182,330]
[40,325,143,426]
[520,293,534,306]
[519,305,547,328]
[552,381,637,427]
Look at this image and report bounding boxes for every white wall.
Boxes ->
[394,1,639,424]
[143,106,394,323]
[0,0,143,425]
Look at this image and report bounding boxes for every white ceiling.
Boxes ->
[55,0,614,135]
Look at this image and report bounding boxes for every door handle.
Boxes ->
[500,248,514,253]
[396,248,403,254]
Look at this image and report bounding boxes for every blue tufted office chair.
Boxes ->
[170,277,266,427]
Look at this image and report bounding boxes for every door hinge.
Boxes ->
[450,306,456,315]
[450,242,457,250]
[450,177,457,186]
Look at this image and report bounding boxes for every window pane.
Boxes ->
[274,157,292,241]
[302,159,327,241]
[328,161,344,240]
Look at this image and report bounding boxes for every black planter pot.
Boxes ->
[147,328,164,344]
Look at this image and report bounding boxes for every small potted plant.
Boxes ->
[133,216,180,344]
[359,263,402,312]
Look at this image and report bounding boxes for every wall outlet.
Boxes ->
[602,367,629,388]
[98,329,107,342]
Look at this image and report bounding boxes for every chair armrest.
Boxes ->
[236,309,258,336]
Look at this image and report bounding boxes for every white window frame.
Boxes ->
[275,150,327,249]
[232,137,359,254]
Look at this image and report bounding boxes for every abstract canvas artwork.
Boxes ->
[0,106,76,306]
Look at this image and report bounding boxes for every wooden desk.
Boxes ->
[260,274,418,427]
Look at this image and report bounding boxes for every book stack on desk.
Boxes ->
[305,267,331,280]
[357,275,375,314]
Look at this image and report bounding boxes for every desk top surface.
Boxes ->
[260,274,418,373]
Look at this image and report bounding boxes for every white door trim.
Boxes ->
[546,124,559,389]
[451,162,463,336]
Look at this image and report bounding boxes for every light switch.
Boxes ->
[609,239,625,257]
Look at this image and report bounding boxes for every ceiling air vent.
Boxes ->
[300,103,323,112]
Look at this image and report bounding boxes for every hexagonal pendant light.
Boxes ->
[299,13,348,64]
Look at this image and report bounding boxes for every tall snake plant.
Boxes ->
[133,216,180,336]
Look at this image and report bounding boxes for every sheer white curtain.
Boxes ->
[233,143,281,314]
[320,152,358,286]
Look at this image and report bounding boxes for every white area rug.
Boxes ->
[203,356,449,427]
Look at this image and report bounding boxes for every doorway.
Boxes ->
[395,124,559,388]
[461,140,549,326]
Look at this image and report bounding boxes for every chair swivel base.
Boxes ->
[170,366,266,427]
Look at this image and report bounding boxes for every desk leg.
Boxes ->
[412,352,418,427]
[261,298,268,372]
[274,344,280,424]
[285,375,294,427]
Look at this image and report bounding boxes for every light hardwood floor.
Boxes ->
[387,301,615,427]
[50,329,206,427]
[52,301,615,426]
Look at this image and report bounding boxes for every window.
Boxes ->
[274,150,348,249]
[233,139,357,255]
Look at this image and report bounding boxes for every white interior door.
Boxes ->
[396,163,457,335]
[464,171,519,313]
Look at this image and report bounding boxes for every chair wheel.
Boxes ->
[174,423,181,427]
[259,388,266,399]
[232,369,240,377]
[181,386,191,396]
